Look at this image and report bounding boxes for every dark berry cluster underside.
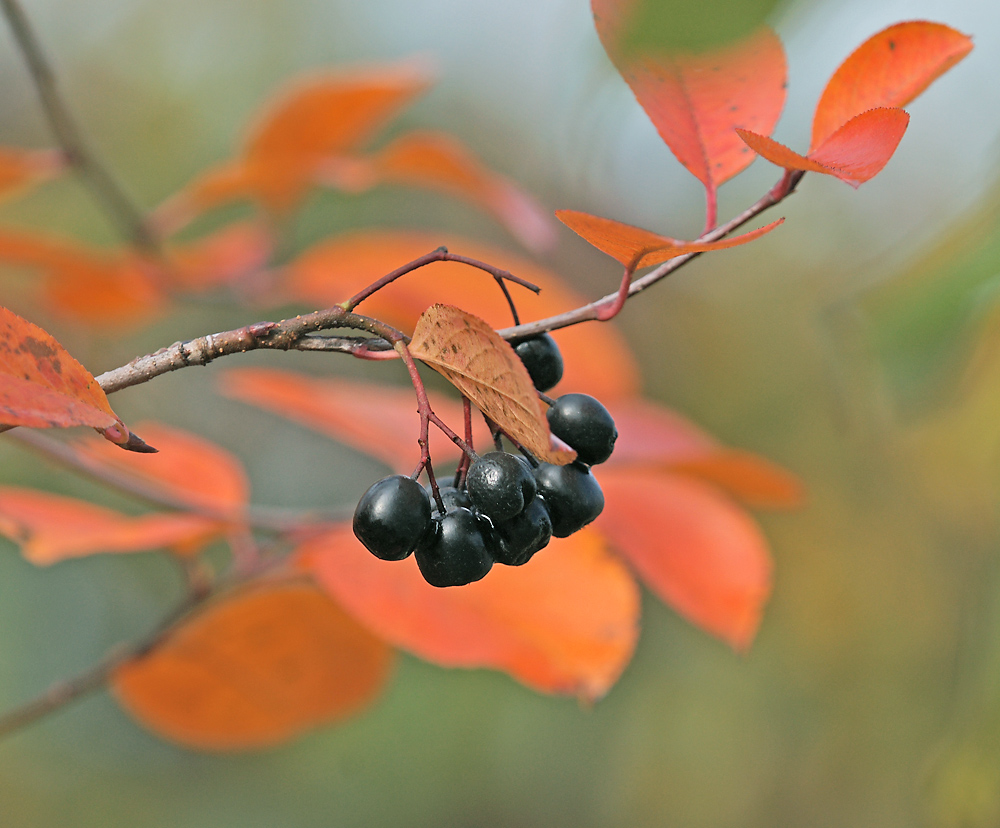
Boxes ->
[352,330,617,588]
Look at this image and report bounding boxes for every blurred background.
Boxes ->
[0,0,998,825]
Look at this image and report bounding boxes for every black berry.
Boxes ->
[493,498,552,566]
[513,334,564,392]
[533,461,604,537]
[353,475,432,561]
[465,451,536,522]
[415,507,494,587]
[546,393,617,465]
[432,484,472,513]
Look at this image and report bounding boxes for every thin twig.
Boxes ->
[0,0,159,252]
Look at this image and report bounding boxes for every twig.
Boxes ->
[0,0,159,252]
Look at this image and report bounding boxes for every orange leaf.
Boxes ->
[299,525,639,700]
[606,398,803,508]
[219,368,489,473]
[0,487,219,565]
[409,304,574,464]
[0,229,165,326]
[669,449,804,509]
[592,4,786,198]
[334,131,555,251]
[811,21,973,151]
[242,61,434,212]
[737,108,909,186]
[0,305,123,433]
[555,210,783,269]
[113,581,392,751]
[77,421,250,516]
[167,221,274,292]
[598,468,772,651]
[0,147,64,201]
[285,230,640,400]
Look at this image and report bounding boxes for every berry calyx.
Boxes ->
[512,334,564,392]
[353,475,432,561]
[415,507,494,587]
[533,461,604,537]
[493,498,552,566]
[465,451,536,522]
[546,393,617,465]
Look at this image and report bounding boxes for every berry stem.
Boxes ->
[342,247,540,312]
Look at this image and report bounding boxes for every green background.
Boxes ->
[0,0,998,825]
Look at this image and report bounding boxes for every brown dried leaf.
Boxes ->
[408,304,574,464]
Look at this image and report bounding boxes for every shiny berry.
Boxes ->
[533,461,604,537]
[493,498,552,566]
[415,507,494,587]
[546,393,617,465]
[466,451,536,522]
[513,334,564,392]
[353,475,431,561]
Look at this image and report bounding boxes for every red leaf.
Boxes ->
[737,108,909,186]
[592,4,786,200]
[598,468,772,650]
[299,524,640,701]
[0,305,124,434]
[77,421,250,517]
[219,368,477,472]
[284,230,641,399]
[0,487,219,565]
[811,21,973,151]
[555,210,783,269]
[669,450,804,509]
[113,581,392,751]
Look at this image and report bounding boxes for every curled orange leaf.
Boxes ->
[737,107,910,187]
[409,304,574,464]
[555,210,783,269]
[113,581,393,751]
[300,525,639,701]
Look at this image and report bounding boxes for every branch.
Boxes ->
[0,0,159,252]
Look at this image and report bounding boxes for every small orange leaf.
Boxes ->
[598,468,772,651]
[0,487,219,565]
[592,5,786,200]
[738,108,909,186]
[0,147,64,200]
[811,21,973,151]
[284,231,640,400]
[219,368,488,472]
[168,221,274,292]
[113,581,393,751]
[300,525,639,701]
[0,305,124,433]
[77,422,250,517]
[555,210,783,269]
[242,61,434,212]
[409,304,574,464]
[337,131,555,251]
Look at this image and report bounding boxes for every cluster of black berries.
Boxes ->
[352,334,618,587]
